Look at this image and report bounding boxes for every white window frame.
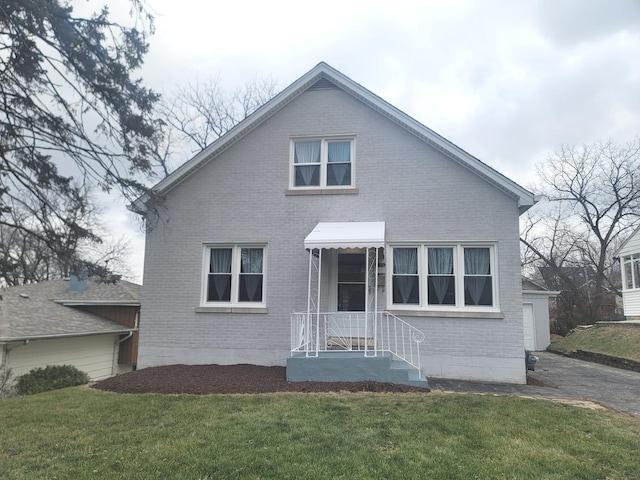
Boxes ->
[387,243,499,312]
[622,254,640,290]
[201,244,266,306]
[289,136,356,189]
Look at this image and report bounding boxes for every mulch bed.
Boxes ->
[93,364,431,395]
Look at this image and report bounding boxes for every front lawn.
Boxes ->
[549,324,640,361]
[1,388,639,479]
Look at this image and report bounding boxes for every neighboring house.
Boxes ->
[0,277,140,383]
[615,226,640,320]
[522,277,559,351]
[131,62,536,385]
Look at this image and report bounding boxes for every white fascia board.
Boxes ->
[53,300,140,307]
[522,290,561,297]
[130,62,536,214]
[0,329,135,343]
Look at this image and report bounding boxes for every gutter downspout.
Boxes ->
[118,310,139,345]
[114,310,140,375]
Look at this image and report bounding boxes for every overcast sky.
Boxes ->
[104,0,640,281]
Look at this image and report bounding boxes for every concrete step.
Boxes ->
[287,353,428,388]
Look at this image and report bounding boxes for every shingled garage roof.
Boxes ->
[0,279,140,341]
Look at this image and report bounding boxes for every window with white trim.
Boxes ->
[389,244,497,310]
[622,254,640,290]
[290,137,354,188]
[204,245,265,304]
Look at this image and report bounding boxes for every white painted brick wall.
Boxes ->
[139,87,526,383]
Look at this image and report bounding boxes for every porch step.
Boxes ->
[287,352,428,388]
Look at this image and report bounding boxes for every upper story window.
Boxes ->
[622,254,640,290]
[203,245,266,305]
[389,244,497,311]
[291,137,355,189]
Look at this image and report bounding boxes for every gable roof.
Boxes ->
[614,224,640,258]
[522,276,560,296]
[130,62,536,215]
[0,279,140,342]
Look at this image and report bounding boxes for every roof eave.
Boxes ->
[54,300,140,307]
[0,328,135,343]
[132,61,537,213]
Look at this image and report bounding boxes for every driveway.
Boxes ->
[430,351,640,421]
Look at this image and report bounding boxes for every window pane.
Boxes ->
[428,277,455,305]
[295,165,320,186]
[338,284,366,311]
[327,163,351,186]
[208,274,231,302]
[393,276,419,304]
[239,275,263,302]
[338,254,366,282]
[428,248,453,274]
[294,141,321,164]
[393,248,418,274]
[327,142,350,162]
[465,278,493,306]
[241,248,263,273]
[634,259,640,289]
[624,261,633,289]
[210,248,232,273]
[464,248,491,275]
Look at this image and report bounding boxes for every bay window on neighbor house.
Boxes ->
[291,137,354,188]
[203,245,265,305]
[389,244,497,310]
[622,254,640,290]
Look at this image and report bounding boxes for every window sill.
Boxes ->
[387,309,504,319]
[285,188,358,196]
[195,306,269,314]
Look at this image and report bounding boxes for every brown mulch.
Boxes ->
[92,364,430,395]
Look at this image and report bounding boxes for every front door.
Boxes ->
[326,252,368,349]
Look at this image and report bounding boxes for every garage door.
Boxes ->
[523,303,536,350]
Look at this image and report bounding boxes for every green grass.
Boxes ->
[1,388,639,479]
[549,324,640,361]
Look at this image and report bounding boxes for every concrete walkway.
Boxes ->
[429,351,640,421]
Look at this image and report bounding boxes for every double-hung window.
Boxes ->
[389,244,497,311]
[291,137,354,188]
[622,254,640,290]
[204,245,265,305]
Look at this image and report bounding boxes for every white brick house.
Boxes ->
[132,63,536,385]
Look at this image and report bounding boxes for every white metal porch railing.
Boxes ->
[290,311,425,370]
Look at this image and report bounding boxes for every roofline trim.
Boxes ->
[522,290,561,296]
[0,329,136,343]
[131,61,536,214]
[53,300,140,307]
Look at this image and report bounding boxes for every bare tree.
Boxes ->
[521,139,640,330]
[0,185,130,286]
[1,0,161,282]
[152,75,279,176]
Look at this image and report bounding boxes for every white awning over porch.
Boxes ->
[304,222,386,250]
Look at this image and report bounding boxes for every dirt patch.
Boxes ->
[93,364,430,395]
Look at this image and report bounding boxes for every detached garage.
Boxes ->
[522,278,559,351]
[0,277,140,385]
